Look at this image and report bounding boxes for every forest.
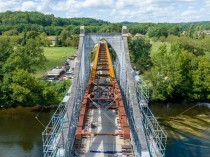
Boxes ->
[0,11,210,106]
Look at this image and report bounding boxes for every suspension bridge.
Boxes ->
[42,26,167,157]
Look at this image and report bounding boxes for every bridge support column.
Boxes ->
[122,26,150,157]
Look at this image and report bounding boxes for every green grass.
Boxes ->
[35,47,76,77]
[151,41,210,61]
[150,41,171,55]
[205,51,210,60]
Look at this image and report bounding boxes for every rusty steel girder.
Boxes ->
[75,42,131,141]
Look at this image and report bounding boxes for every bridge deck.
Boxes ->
[80,109,126,156]
[73,42,133,156]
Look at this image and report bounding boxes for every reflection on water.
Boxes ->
[150,102,210,157]
[0,103,209,157]
[0,106,54,157]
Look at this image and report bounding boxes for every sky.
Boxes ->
[0,0,210,23]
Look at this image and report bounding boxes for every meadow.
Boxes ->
[35,47,76,77]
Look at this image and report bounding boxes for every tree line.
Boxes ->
[1,11,210,37]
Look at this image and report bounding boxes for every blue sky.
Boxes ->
[0,0,209,23]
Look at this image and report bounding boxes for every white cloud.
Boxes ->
[21,1,38,11]
[0,0,19,12]
[0,0,209,22]
[182,9,196,16]
[81,0,114,9]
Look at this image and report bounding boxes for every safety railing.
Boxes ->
[113,37,167,157]
[42,96,69,157]
[136,79,167,157]
[43,34,90,157]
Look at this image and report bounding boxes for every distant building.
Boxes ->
[47,67,65,81]
[134,33,145,38]
[47,36,56,46]
[204,30,210,35]
[182,31,187,35]
[127,33,132,37]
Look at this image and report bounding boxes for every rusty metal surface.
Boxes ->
[73,42,133,155]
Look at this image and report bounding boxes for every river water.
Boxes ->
[0,106,54,157]
[0,103,210,157]
[150,102,210,157]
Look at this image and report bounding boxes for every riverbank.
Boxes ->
[0,105,58,111]
[149,97,210,105]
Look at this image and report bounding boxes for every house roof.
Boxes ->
[47,68,64,76]
[47,36,56,40]
[204,30,210,34]
[134,33,144,37]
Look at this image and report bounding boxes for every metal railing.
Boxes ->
[113,36,167,157]
[42,96,69,157]
[136,79,167,157]
[43,34,90,157]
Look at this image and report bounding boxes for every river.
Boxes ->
[0,106,54,157]
[150,102,210,157]
[0,103,210,157]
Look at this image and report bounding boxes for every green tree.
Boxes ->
[147,25,169,38]
[128,23,153,35]
[191,57,210,100]
[145,44,182,100]
[166,35,205,56]
[145,43,210,101]
[98,23,122,33]
[168,25,181,36]
[3,38,46,74]
[129,38,152,72]
[55,35,61,46]
[0,36,14,78]
[2,29,18,36]
[9,69,59,105]
[39,32,51,46]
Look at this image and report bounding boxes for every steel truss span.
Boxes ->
[72,42,133,156]
[42,26,167,157]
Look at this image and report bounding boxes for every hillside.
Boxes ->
[0,11,110,26]
[0,11,210,36]
[0,11,110,35]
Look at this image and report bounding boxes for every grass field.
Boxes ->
[35,47,76,77]
[205,51,210,60]
[150,41,171,55]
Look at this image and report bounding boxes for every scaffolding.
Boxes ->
[136,79,167,157]
[42,26,167,157]
[42,30,90,157]
[42,96,69,157]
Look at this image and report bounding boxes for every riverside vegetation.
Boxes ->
[0,32,71,106]
[129,37,210,102]
[0,11,210,106]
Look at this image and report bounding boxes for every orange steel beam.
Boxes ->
[105,44,115,80]
[75,42,131,141]
[90,44,100,81]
